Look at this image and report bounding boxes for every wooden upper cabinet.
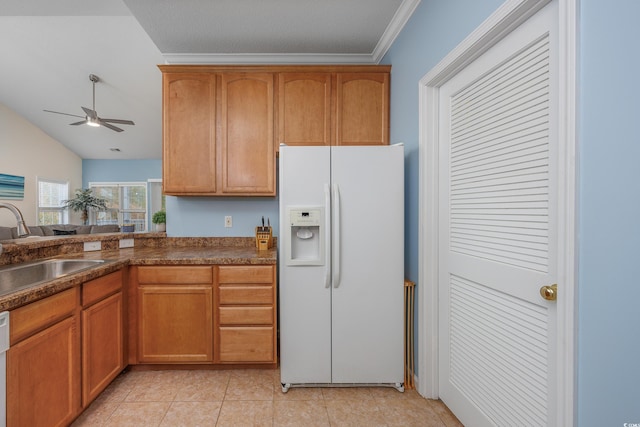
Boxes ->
[159,65,389,196]
[278,73,332,147]
[162,73,217,195]
[220,73,275,195]
[336,72,390,146]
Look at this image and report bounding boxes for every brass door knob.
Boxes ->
[540,284,558,301]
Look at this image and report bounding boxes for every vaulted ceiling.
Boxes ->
[0,0,419,159]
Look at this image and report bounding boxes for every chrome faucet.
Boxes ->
[0,202,30,237]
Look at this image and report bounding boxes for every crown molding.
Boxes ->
[372,0,422,63]
[163,0,422,66]
[162,52,376,65]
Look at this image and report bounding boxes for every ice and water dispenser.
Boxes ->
[285,207,324,266]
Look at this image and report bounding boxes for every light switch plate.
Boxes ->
[119,238,134,248]
[83,241,101,252]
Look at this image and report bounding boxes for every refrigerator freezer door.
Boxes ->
[279,146,332,384]
[330,145,405,384]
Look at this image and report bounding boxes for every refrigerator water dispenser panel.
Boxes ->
[286,207,324,266]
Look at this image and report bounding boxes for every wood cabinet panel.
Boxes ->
[82,269,122,306]
[82,292,124,405]
[137,265,213,284]
[160,65,389,197]
[218,327,274,362]
[218,286,273,305]
[218,265,274,284]
[215,265,277,365]
[7,316,80,427]
[220,73,275,195]
[278,73,332,147]
[219,306,274,325]
[10,287,78,344]
[138,285,213,363]
[336,72,389,146]
[162,73,217,194]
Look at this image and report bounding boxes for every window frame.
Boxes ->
[36,177,69,225]
[88,181,148,232]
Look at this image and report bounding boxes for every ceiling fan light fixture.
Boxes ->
[87,117,100,127]
[44,73,134,133]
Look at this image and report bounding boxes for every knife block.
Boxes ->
[255,227,273,250]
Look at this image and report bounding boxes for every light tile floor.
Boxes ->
[72,368,463,426]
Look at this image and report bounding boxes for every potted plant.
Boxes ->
[152,209,166,232]
[62,188,108,225]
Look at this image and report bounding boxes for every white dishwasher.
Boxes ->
[0,311,8,427]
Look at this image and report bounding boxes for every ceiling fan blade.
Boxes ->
[99,118,135,125]
[69,120,87,126]
[81,107,98,119]
[100,121,124,132]
[43,109,85,119]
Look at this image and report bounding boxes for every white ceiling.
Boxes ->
[0,0,419,160]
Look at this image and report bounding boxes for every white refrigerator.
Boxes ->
[279,144,405,392]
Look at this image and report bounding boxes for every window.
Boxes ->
[90,182,147,231]
[37,178,69,225]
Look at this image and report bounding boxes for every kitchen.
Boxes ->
[1,0,639,426]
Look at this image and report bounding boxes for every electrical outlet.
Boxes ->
[83,241,101,252]
[119,238,134,248]
[225,216,232,227]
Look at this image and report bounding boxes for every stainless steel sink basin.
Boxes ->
[0,259,109,296]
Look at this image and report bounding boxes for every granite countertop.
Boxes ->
[0,236,277,311]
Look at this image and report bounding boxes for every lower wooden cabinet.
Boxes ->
[135,266,214,363]
[215,265,277,365]
[7,270,125,426]
[81,271,124,405]
[130,264,277,366]
[7,288,81,427]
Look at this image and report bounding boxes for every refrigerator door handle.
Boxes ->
[332,183,341,288]
[324,183,332,288]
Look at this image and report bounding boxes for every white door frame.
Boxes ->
[417,0,577,425]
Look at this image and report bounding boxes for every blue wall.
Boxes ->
[381,0,503,287]
[380,0,503,378]
[579,0,640,425]
[166,196,279,237]
[82,159,161,186]
[83,159,278,236]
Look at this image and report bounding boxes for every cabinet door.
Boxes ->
[220,73,275,195]
[278,73,332,148]
[163,73,217,194]
[82,292,124,405]
[7,316,81,427]
[138,285,213,363]
[335,72,390,146]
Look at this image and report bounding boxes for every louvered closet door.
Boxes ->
[438,2,558,426]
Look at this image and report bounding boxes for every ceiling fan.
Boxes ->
[44,74,135,132]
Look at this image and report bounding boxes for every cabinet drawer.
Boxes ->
[82,270,122,307]
[10,287,78,345]
[219,286,273,305]
[219,306,273,325]
[217,266,273,284]
[218,327,274,362]
[137,266,212,284]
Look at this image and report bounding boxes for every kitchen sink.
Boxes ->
[0,259,110,296]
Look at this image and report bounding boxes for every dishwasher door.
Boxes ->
[0,311,8,427]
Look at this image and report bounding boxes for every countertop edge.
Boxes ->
[0,244,277,311]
